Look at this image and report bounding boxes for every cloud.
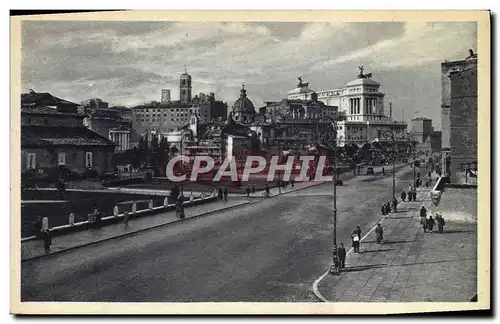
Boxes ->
[20,21,477,128]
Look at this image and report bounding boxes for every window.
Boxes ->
[58,153,66,166]
[85,152,93,168]
[26,153,36,170]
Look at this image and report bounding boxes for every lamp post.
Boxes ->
[383,131,396,199]
[320,116,339,268]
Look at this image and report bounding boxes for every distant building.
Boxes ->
[440,50,478,182]
[79,98,109,114]
[410,117,434,143]
[285,70,408,148]
[131,71,228,135]
[161,89,171,104]
[21,90,115,178]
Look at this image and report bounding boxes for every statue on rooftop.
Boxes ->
[297,76,309,88]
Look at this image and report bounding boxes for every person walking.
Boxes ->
[436,213,446,233]
[401,190,407,202]
[218,188,223,201]
[93,208,102,229]
[351,226,362,253]
[375,223,384,244]
[382,167,385,175]
[392,197,398,213]
[265,183,270,198]
[41,229,52,253]
[246,186,251,197]
[420,205,428,232]
[381,204,386,216]
[337,243,347,269]
[223,188,228,202]
[176,199,185,219]
[427,215,436,233]
[123,211,130,228]
[386,202,392,214]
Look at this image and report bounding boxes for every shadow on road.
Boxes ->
[358,248,395,253]
[341,263,387,273]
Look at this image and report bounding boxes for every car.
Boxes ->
[366,167,375,175]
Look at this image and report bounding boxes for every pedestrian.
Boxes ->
[290,179,294,188]
[337,243,346,269]
[351,226,362,253]
[386,202,392,214]
[375,223,384,244]
[420,205,428,232]
[123,211,130,227]
[265,183,270,197]
[416,178,420,188]
[392,197,398,213]
[218,188,223,201]
[223,188,228,201]
[93,208,103,228]
[246,186,251,197]
[381,204,386,216]
[382,167,385,175]
[425,180,429,188]
[41,229,52,253]
[436,213,446,233]
[176,199,185,219]
[427,215,435,233]
[401,190,407,202]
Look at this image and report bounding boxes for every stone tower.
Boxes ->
[179,69,192,104]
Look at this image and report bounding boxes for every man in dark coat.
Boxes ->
[375,223,384,244]
[420,205,428,232]
[218,188,223,200]
[246,186,251,197]
[401,190,407,202]
[41,229,52,253]
[223,188,229,201]
[392,197,398,213]
[337,243,347,269]
[381,204,386,216]
[265,184,270,197]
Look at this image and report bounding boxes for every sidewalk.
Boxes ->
[315,187,477,302]
[21,197,250,261]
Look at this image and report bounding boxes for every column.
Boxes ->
[357,98,360,114]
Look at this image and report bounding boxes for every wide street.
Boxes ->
[22,165,419,302]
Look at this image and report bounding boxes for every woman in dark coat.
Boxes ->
[427,216,435,233]
[401,190,407,202]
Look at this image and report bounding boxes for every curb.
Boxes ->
[311,188,431,302]
[21,200,251,262]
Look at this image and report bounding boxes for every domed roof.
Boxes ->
[232,85,255,114]
[346,78,380,87]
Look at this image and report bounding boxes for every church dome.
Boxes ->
[232,85,255,114]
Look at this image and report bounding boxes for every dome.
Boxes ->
[346,78,380,87]
[232,85,255,114]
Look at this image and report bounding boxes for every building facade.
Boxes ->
[21,91,115,178]
[410,117,434,143]
[440,51,478,180]
[449,64,478,183]
[286,69,407,147]
[161,89,171,104]
[131,71,227,135]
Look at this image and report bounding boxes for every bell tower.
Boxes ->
[179,67,192,104]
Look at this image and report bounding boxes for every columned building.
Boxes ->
[108,125,131,152]
[286,68,407,148]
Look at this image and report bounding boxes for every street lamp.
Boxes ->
[320,116,339,268]
[383,131,396,199]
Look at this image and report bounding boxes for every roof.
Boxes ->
[21,126,115,147]
[232,86,256,114]
[287,86,314,95]
[21,91,77,106]
[346,78,380,87]
[21,106,80,116]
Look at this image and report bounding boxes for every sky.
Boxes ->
[21,21,477,130]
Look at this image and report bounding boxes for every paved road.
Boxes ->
[21,165,424,302]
